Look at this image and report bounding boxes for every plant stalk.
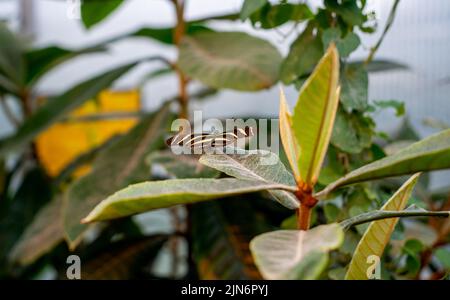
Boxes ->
[340,210,450,230]
[172,0,189,119]
[365,0,400,65]
[295,188,318,231]
[0,95,20,126]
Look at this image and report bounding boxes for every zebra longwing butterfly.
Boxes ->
[166,127,254,150]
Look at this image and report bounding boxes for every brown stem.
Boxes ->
[295,187,318,231]
[170,0,196,278]
[172,0,189,119]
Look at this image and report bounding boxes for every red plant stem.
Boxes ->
[295,187,318,231]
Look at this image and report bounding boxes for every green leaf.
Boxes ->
[324,0,365,26]
[292,44,340,186]
[373,100,405,116]
[250,223,344,279]
[10,197,64,266]
[317,129,450,198]
[345,174,420,280]
[290,251,329,280]
[331,109,372,154]
[0,167,52,272]
[252,3,314,29]
[435,248,450,270]
[280,25,323,84]
[80,236,167,279]
[199,149,299,209]
[192,199,269,279]
[82,178,295,224]
[240,0,268,21]
[25,45,105,86]
[81,0,125,29]
[0,159,5,196]
[63,105,173,248]
[147,151,220,179]
[178,31,282,91]
[0,62,137,157]
[322,28,360,57]
[0,23,25,91]
[279,88,300,182]
[350,59,408,73]
[340,64,368,111]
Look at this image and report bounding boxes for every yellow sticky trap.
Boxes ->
[36,90,140,177]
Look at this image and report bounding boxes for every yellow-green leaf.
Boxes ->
[82,178,295,223]
[292,44,340,187]
[345,173,420,280]
[279,88,300,183]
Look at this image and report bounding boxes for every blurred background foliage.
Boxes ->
[0,0,448,280]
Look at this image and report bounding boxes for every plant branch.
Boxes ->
[340,209,450,230]
[295,186,318,230]
[0,95,20,126]
[172,0,189,119]
[365,0,400,65]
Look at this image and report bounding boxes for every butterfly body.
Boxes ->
[166,127,254,151]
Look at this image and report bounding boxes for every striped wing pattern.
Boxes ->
[166,127,254,150]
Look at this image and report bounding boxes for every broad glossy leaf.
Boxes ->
[81,0,124,29]
[280,25,323,84]
[178,31,282,91]
[80,236,167,279]
[279,88,300,182]
[250,223,344,279]
[199,150,298,209]
[292,44,340,186]
[10,197,64,265]
[25,45,105,86]
[192,199,269,279]
[331,108,372,154]
[82,178,294,223]
[0,23,25,89]
[340,64,368,111]
[63,105,173,248]
[317,129,450,198]
[0,62,137,156]
[345,174,420,280]
[240,0,268,20]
